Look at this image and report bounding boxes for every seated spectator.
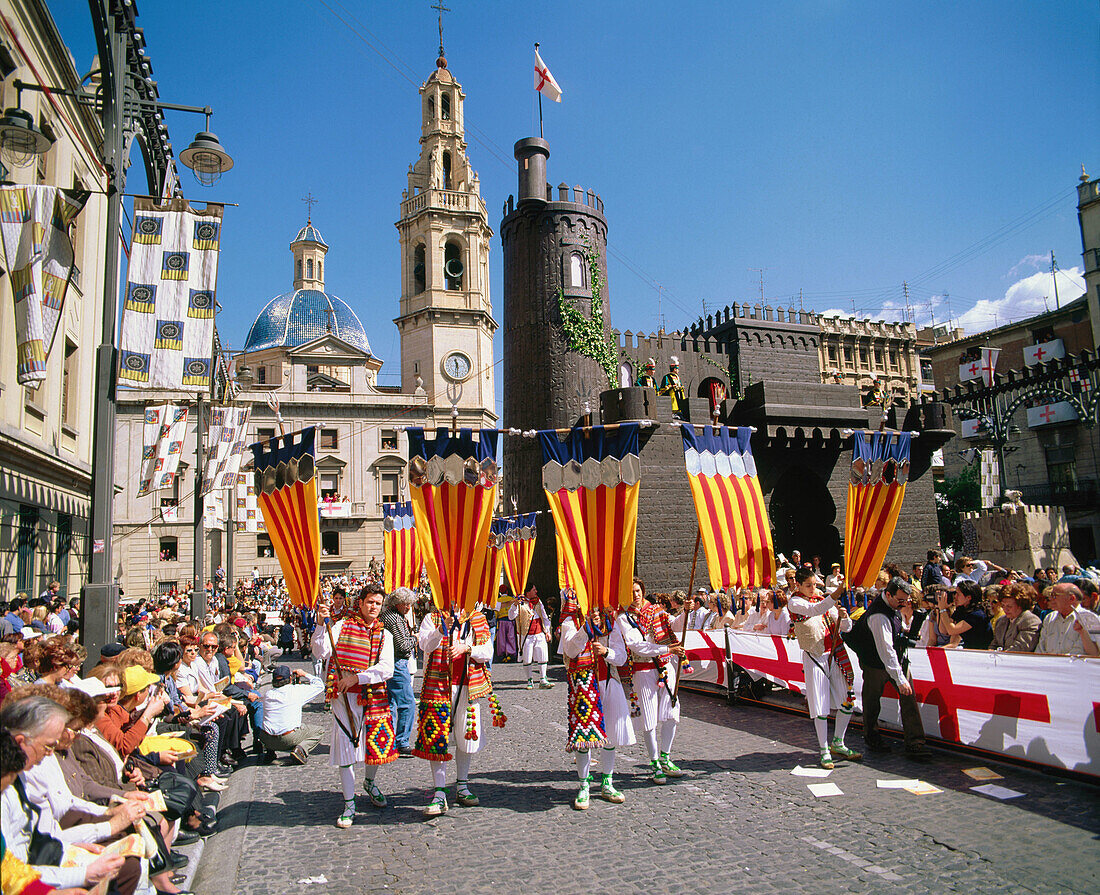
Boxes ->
[257,665,324,765]
[897,589,927,646]
[1036,583,1100,657]
[753,592,791,635]
[1077,578,1099,613]
[935,579,993,649]
[992,583,1041,652]
[34,637,80,687]
[825,564,845,591]
[706,592,734,631]
[1,697,127,893]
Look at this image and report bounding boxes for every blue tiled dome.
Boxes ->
[243,290,371,353]
[292,223,327,248]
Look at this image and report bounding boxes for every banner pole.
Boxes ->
[325,614,359,745]
[671,527,702,703]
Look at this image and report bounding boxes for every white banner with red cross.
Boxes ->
[687,630,1100,778]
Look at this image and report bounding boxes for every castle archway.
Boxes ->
[768,465,841,565]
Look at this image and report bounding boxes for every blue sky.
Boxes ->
[52,1,1098,410]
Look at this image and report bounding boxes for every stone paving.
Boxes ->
[191,659,1099,895]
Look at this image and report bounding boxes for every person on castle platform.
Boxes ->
[508,584,554,689]
[659,356,687,417]
[788,567,861,769]
[311,583,397,829]
[414,602,502,816]
[616,577,686,784]
[559,590,635,809]
[635,358,657,390]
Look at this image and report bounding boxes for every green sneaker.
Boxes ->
[830,740,862,762]
[599,774,625,803]
[573,777,591,810]
[364,780,386,808]
[335,799,355,828]
[819,750,835,770]
[649,759,668,785]
[424,789,448,816]
[456,782,479,807]
[659,753,683,777]
[525,680,534,690]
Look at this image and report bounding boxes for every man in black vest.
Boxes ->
[856,578,930,761]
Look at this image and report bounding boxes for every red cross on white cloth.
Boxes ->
[534,49,562,102]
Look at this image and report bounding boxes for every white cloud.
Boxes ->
[955,266,1085,332]
[1006,254,1049,279]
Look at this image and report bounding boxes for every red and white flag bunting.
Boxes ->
[1026,401,1078,427]
[535,49,562,102]
[979,347,1000,387]
[1023,338,1065,366]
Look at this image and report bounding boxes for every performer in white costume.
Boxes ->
[508,585,554,689]
[616,577,685,785]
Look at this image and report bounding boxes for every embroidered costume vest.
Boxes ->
[326,616,390,720]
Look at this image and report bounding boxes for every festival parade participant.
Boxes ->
[658,356,686,417]
[787,567,861,769]
[508,584,554,689]
[311,583,397,828]
[635,357,658,389]
[413,603,503,816]
[559,589,635,809]
[616,577,686,784]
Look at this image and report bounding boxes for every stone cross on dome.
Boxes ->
[432,1,450,64]
[302,192,317,224]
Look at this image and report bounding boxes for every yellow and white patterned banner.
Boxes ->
[118,198,223,390]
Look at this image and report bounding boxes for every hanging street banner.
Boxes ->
[476,528,505,609]
[118,198,223,390]
[1023,338,1065,366]
[137,403,189,496]
[383,502,422,593]
[495,513,538,598]
[844,431,910,588]
[251,428,321,609]
[407,428,500,616]
[202,406,251,493]
[681,424,775,590]
[1026,401,1079,428]
[538,424,640,614]
[681,630,1100,779]
[0,185,87,386]
[235,473,262,533]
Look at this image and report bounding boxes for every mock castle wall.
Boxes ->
[961,505,1078,572]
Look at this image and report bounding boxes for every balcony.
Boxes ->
[400,188,486,218]
[1020,479,1099,509]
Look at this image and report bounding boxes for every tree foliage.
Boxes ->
[935,463,981,549]
[557,239,617,389]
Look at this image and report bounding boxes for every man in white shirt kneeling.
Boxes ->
[258,665,325,765]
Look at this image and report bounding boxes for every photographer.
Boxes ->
[936,579,993,650]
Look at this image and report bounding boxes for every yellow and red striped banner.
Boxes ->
[538,425,641,614]
[383,502,422,592]
[251,428,321,609]
[844,431,911,588]
[681,424,775,590]
[407,428,500,616]
[475,532,506,609]
[495,514,538,599]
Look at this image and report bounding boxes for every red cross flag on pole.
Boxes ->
[535,47,562,102]
[979,347,1000,388]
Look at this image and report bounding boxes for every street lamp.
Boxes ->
[0,100,52,169]
[0,1,235,669]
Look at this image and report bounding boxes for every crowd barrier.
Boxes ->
[679,629,1100,778]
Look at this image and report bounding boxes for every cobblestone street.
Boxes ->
[193,660,1099,895]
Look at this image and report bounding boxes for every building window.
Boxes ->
[318,261,322,279]
[320,472,340,500]
[320,428,339,450]
[306,364,319,375]
[874,348,884,369]
[321,530,340,555]
[827,345,837,362]
[569,252,585,288]
[380,429,398,452]
[413,244,426,293]
[442,151,452,190]
[428,96,435,120]
[889,348,899,370]
[306,258,314,279]
[158,581,178,595]
[61,340,77,429]
[257,427,275,442]
[16,506,37,593]
[380,471,400,505]
[920,358,933,382]
[444,241,463,291]
[159,537,178,562]
[859,347,869,367]
[256,365,266,385]
[297,258,302,279]
[843,345,853,367]
[257,535,274,558]
[441,92,450,120]
[54,513,71,596]
[1033,325,1055,343]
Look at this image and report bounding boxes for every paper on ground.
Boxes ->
[971,783,1024,799]
[876,778,921,789]
[902,780,942,795]
[791,765,832,778]
[808,782,843,797]
[963,767,1003,781]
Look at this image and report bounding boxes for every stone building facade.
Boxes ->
[0,0,108,601]
[817,315,925,402]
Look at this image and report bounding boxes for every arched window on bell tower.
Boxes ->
[441,92,451,120]
[444,241,463,291]
[413,244,426,294]
[297,259,302,280]
[442,152,452,190]
[569,252,585,289]
[428,96,435,121]
[306,258,314,279]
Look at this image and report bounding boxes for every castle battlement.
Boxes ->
[689,303,821,336]
[503,182,605,219]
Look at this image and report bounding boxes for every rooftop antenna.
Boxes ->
[902,281,912,323]
[302,191,316,224]
[748,268,768,303]
[1050,250,1060,309]
[656,283,665,333]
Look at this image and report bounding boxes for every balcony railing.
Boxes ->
[400,188,486,218]
[1019,479,1098,509]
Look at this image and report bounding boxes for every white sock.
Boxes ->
[643,728,659,761]
[834,708,852,744]
[431,761,446,789]
[539,663,548,680]
[526,663,536,681]
[814,717,829,751]
[659,721,677,755]
[364,764,378,783]
[455,750,472,783]
[600,747,616,776]
[340,765,355,801]
[576,750,591,781]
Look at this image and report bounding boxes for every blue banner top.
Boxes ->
[852,430,912,466]
[250,426,316,472]
[406,427,501,464]
[680,424,754,458]
[537,423,640,465]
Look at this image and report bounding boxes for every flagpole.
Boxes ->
[535,42,544,138]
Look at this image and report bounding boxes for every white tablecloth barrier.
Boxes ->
[679,629,1100,778]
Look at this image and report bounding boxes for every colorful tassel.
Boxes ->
[488,693,507,728]
[628,687,641,718]
[464,703,478,741]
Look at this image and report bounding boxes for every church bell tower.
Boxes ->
[394,39,497,428]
